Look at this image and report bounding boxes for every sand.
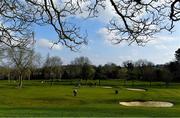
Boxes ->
[119,101,173,107]
[102,86,112,88]
[126,88,146,91]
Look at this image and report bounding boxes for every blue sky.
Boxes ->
[33,4,180,66]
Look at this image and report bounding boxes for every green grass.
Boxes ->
[0,79,180,117]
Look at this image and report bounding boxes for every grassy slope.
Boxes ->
[0,80,180,117]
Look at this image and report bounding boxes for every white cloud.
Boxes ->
[97,28,180,65]
[154,44,168,50]
[37,39,62,50]
[97,27,127,47]
[147,35,180,52]
[36,0,57,4]
[98,28,111,40]
[149,35,178,45]
[71,0,117,23]
[98,27,180,49]
[95,0,117,23]
[90,0,169,23]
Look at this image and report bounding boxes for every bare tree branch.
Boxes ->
[1,0,180,50]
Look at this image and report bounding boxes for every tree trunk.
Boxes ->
[51,78,53,86]
[132,80,134,87]
[86,78,87,86]
[165,82,169,88]
[59,73,62,81]
[149,81,152,87]
[78,79,81,86]
[8,73,10,83]
[28,73,31,80]
[18,75,23,88]
[99,79,101,86]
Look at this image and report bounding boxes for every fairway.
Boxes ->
[0,80,180,117]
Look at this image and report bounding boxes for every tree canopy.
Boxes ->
[175,48,180,63]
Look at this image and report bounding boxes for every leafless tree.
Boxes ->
[134,59,154,67]
[43,55,63,85]
[71,56,92,66]
[71,56,92,84]
[3,45,36,88]
[1,0,180,50]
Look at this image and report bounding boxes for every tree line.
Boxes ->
[0,47,180,88]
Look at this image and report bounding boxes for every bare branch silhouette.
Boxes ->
[1,0,180,50]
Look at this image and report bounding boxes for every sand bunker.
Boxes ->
[126,88,146,91]
[119,101,173,107]
[102,86,112,88]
